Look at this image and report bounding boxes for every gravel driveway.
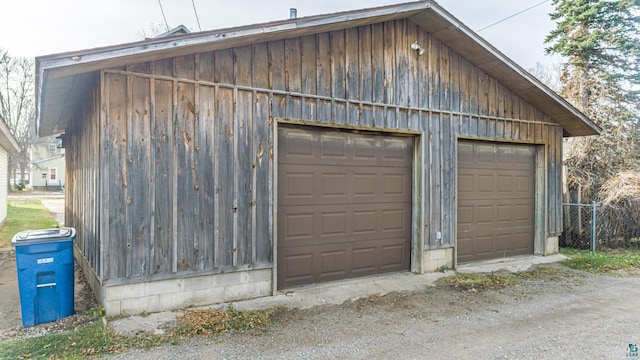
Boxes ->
[106,265,640,360]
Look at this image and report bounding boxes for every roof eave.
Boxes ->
[36,1,431,79]
[0,115,20,152]
[410,2,600,137]
[36,0,600,138]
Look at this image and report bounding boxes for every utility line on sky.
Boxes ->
[158,0,170,31]
[191,0,202,31]
[477,0,550,32]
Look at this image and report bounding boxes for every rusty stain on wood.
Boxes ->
[257,141,264,166]
[183,131,191,146]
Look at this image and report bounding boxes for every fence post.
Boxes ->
[591,201,597,252]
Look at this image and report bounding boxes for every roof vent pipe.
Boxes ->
[290,8,297,19]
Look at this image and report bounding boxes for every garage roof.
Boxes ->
[35,0,600,137]
[0,115,20,153]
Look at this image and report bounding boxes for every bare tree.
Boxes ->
[136,22,171,40]
[528,61,562,92]
[0,49,34,189]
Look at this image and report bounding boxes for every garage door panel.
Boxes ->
[353,210,377,235]
[476,235,494,254]
[320,135,349,160]
[516,175,533,192]
[382,138,412,163]
[515,204,532,221]
[458,174,474,193]
[319,249,349,276]
[321,173,348,197]
[477,205,494,223]
[279,126,412,288]
[497,175,513,192]
[382,208,407,232]
[458,142,474,162]
[458,202,531,224]
[498,146,513,162]
[283,172,315,199]
[279,252,314,283]
[496,232,532,255]
[477,143,496,162]
[496,204,513,222]
[352,247,377,273]
[280,238,408,286]
[279,165,410,206]
[283,213,314,241]
[478,174,494,192]
[380,243,407,268]
[516,147,535,162]
[353,139,378,161]
[458,206,473,226]
[321,211,348,237]
[353,173,377,195]
[279,129,412,168]
[457,140,534,263]
[280,131,315,160]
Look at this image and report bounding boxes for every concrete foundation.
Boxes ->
[74,246,271,316]
[102,269,272,315]
[422,248,454,272]
[545,236,559,255]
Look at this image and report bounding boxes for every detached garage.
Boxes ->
[35,1,598,315]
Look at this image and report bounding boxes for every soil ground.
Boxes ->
[0,249,21,332]
[106,264,640,360]
[0,196,98,337]
[0,248,98,338]
[2,250,640,359]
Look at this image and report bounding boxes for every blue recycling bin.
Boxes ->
[12,228,76,327]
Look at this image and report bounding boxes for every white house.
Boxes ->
[0,115,20,223]
[30,137,65,191]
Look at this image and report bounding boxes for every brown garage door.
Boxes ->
[457,140,535,263]
[278,126,413,289]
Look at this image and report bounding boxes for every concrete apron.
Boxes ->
[110,254,567,336]
[40,199,65,226]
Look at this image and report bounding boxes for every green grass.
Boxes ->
[0,319,116,359]
[0,199,59,248]
[0,319,165,359]
[561,247,640,274]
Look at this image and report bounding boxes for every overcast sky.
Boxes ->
[0,0,560,70]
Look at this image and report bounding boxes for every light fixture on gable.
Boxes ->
[411,41,425,56]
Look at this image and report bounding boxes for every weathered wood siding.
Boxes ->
[68,19,563,282]
[66,75,101,278]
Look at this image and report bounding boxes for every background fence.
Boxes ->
[561,202,598,250]
[561,202,640,250]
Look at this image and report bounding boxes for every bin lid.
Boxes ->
[11,227,76,246]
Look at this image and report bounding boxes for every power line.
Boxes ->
[191,0,202,31]
[157,0,170,31]
[477,0,550,32]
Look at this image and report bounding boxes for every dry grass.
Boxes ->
[598,171,640,203]
[438,273,517,292]
[595,171,640,247]
[174,307,283,336]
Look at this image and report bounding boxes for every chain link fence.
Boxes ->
[561,202,640,250]
[560,202,598,250]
